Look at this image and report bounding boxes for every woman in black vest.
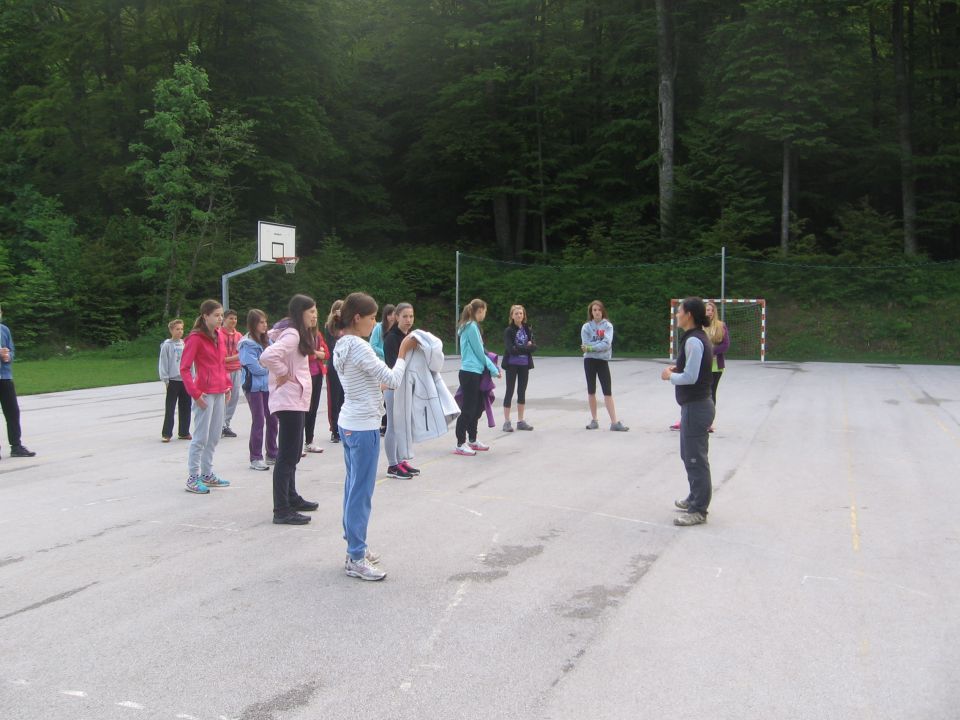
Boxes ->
[661,297,715,527]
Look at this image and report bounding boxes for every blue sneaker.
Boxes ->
[203,473,230,488]
[185,475,209,494]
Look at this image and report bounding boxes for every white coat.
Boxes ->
[392,329,460,460]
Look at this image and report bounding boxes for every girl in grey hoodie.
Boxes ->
[580,300,628,431]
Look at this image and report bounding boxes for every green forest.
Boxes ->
[1,0,958,361]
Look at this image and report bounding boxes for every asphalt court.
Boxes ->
[1,357,958,720]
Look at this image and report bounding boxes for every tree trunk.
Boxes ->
[780,140,791,255]
[656,0,676,241]
[513,196,527,257]
[893,0,918,255]
[535,82,548,255]
[492,196,511,255]
[869,13,881,130]
[163,225,179,320]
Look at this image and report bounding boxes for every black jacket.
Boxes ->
[502,324,536,369]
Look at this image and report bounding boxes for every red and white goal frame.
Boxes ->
[669,298,766,362]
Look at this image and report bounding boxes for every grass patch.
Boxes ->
[15,357,157,395]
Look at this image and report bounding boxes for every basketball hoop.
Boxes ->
[277,256,299,274]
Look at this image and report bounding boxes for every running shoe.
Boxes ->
[399,461,420,476]
[249,459,269,471]
[585,419,599,430]
[516,420,534,431]
[669,421,680,431]
[502,421,514,432]
[345,556,386,581]
[454,444,477,456]
[674,511,707,527]
[387,464,413,479]
[468,440,490,451]
[185,476,209,494]
[203,473,231,488]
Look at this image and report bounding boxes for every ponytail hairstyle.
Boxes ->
[704,301,726,345]
[288,294,318,356]
[192,299,223,341]
[458,298,487,328]
[586,300,608,321]
[380,304,397,333]
[246,309,269,348]
[508,304,527,328]
[325,299,343,336]
[680,297,710,330]
[337,292,379,331]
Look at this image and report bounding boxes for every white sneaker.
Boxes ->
[304,443,324,453]
[454,443,477,456]
[468,440,490,451]
[345,556,386,581]
[249,459,269,471]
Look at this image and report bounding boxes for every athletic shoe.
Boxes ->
[708,426,715,433]
[305,443,324,453]
[669,421,680,431]
[249,459,269,471]
[454,444,477,456]
[292,499,319,511]
[265,457,277,466]
[273,512,311,525]
[162,436,172,443]
[585,419,599,430]
[516,420,534,431]
[185,476,209,494]
[10,445,36,457]
[610,421,629,432]
[364,549,382,565]
[345,556,386,581]
[330,432,341,443]
[178,434,192,440]
[221,427,237,438]
[468,440,490,451]
[203,473,230,488]
[674,511,707,527]
[502,421,514,432]
[399,461,420,476]
[674,498,691,511]
[387,464,413,479]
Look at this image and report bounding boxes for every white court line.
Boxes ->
[61,690,87,697]
[802,575,840,584]
[116,700,144,708]
[428,498,482,517]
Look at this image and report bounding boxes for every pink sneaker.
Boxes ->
[670,421,681,431]
[468,440,490,451]
[454,444,476,456]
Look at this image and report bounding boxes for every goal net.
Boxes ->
[670,298,766,362]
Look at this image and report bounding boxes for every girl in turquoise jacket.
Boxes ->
[455,298,501,455]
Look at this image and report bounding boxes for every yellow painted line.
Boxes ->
[897,379,960,448]
[842,380,861,553]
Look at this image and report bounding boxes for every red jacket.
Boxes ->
[180,329,231,399]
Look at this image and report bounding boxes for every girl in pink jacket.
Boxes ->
[179,299,232,494]
[259,294,320,525]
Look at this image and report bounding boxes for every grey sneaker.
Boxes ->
[502,421,514,432]
[674,498,691,511]
[345,556,386,581]
[249,459,269,471]
[516,420,534,431]
[610,421,629,432]
[674,511,707,527]
[585,418,599,430]
[348,550,382,565]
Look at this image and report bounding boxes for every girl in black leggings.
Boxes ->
[502,304,537,432]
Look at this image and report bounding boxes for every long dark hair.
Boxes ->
[337,292,379,331]
[681,297,710,329]
[192,299,222,341]
[246,308,269,348]
[288,294,317,356]
[380,304,396,333]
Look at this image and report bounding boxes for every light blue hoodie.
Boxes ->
[581,319,614,361]
[458,321,499,375]
[0,324,15,380]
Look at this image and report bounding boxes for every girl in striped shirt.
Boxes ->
[333,292,418,581]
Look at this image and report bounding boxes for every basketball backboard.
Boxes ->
[257,221,296,263]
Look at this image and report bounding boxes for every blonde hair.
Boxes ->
[168,318,184,331]
[459,298,487,328]
[704,302,726,345]
[325,299,343,335]
[508,304,527,327]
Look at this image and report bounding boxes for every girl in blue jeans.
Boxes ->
[332,292,418,581]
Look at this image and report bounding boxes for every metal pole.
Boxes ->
[454,251,460,354]
[222,262,270,311]
[720,246,726,322]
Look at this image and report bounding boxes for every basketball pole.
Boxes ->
[222,261,269,311]
[454,250,460,354]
